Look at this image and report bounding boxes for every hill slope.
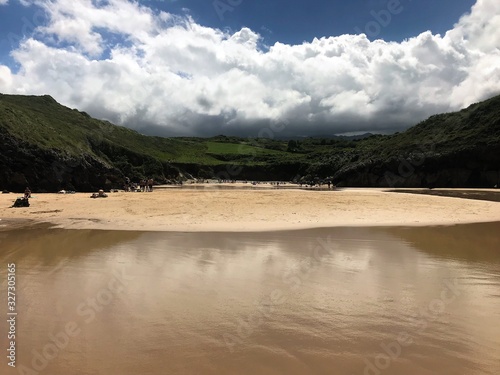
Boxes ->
[0,94,184,191]
[328,95,500,187]
[0,93,499,191]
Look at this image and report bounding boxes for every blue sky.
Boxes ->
[0,0,498,137]
[143,0,476,44]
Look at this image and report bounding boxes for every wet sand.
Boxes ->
[0,223,499,375]
[390,188,500,202]
[1,187,499,231]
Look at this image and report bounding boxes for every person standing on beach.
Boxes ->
[148,178,154,192]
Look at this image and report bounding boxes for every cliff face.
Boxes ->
[332,147,500,188]
[0,129,122,192]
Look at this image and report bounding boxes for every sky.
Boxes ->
[0,0,499,137]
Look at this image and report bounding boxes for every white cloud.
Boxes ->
[0,0,499,136]
[448,0,500,53]
[0,0,8,5]
[0,66,13,89]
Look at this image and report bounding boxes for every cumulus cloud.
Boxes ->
[0,0,8,5]
[0,0,499,136]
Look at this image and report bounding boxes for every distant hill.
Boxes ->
[0,93,499,191]
[275,133,375,141]
[327,95,500,187]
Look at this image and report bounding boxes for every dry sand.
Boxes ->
[1,186,499,231]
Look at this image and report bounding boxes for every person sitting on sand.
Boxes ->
[24,187,31,198]
[90,189,108,198]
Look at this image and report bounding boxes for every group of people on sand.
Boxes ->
[140,178,154,192]
[299,180,334,189]
[90,189,108,199]
[124,177,154,192]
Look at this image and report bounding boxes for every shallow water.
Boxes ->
[0,223,499,375]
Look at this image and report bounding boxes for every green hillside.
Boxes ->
[0,93,499,191]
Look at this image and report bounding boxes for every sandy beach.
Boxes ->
[1,186,499,231]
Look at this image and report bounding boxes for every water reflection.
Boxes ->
[0,223,499,375]
[385,222,500,264]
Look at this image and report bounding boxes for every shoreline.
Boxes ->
[2,219,500,235]
[1,187,499,232]
[388,188,500,202]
